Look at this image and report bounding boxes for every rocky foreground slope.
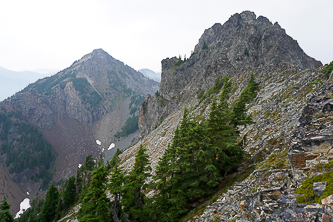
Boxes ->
[118,11,333,221]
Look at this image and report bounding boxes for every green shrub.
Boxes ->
[114,115,139,138]
[244,47,249,56]
[294,170,333,204]
[199,75,224,103]
[202,41,208,50]
[175,56,185,67]
[256,149,290,170]
[324,61,333,78]
[311,79,320,84]
[197,89,205,99]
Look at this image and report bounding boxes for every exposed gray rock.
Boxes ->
[139,10,322,139]
[314,182,327,197]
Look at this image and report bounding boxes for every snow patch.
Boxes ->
[96,140,101,145]
[108,143,115,150]
[102,148,105,152]
[15,198,31,219]
[78,164,82,168]
[27,192,29,195]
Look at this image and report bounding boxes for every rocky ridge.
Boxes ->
[139,11,321,139]
[117,11,333,222]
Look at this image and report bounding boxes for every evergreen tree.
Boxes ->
[217,77,243,171]
[109,155,125,222]
[122,144,151,221]
[0,196,14,222]
[231,73,259,129]
[38,184,59,222]
[149,142,187,222]
[79,162,110,221]
[83,154,95,171]
[63,176,76,208]
[54,197,64,221]
[107,148,122,170]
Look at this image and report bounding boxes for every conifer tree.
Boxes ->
[122,144,151,221]
[231,73,259,128]
[109,155,125,222]
[149,141,187,221]
[38,184,59,222]
[0,196,14,222]
[83,154,95,171]
[79,160,110,221]
[63,176,76,208]
[54,197,63,221]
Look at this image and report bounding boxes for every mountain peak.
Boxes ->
[194,11,322,69]
[239,10,256,22]
[70,48,113,68]
[91,48,109,57]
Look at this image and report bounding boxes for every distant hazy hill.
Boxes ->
[139,68,161,82]
[0,67,56,101]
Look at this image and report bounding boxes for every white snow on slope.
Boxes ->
[108,143,115,150]
[15,198,31,219]
[96,140,101,145]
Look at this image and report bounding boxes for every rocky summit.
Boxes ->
[118,11,333,221]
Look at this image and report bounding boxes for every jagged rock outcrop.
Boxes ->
[139,11,322,139]
[289,82,333,185]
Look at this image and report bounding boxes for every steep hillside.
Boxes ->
[0,49,159,211]
[118,11,333,221]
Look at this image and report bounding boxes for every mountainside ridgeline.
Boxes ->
[139,11,321,139]
[0,49,159,213]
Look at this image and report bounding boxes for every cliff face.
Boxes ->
[139,11,322,139]
[0,49,159,210]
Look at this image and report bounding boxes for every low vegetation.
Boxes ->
[71,78,103,107]
[294,169,333,204]
[114,115,139,138]
[256,149,290,170]
[323,60,333,78]
[0,112,56,189]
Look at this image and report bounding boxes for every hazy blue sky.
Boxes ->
[0,0,332,73]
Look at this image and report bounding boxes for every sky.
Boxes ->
[0,0,332,74]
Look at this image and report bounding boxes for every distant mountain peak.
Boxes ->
[91,48,110,57]
[70,48,114,69]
